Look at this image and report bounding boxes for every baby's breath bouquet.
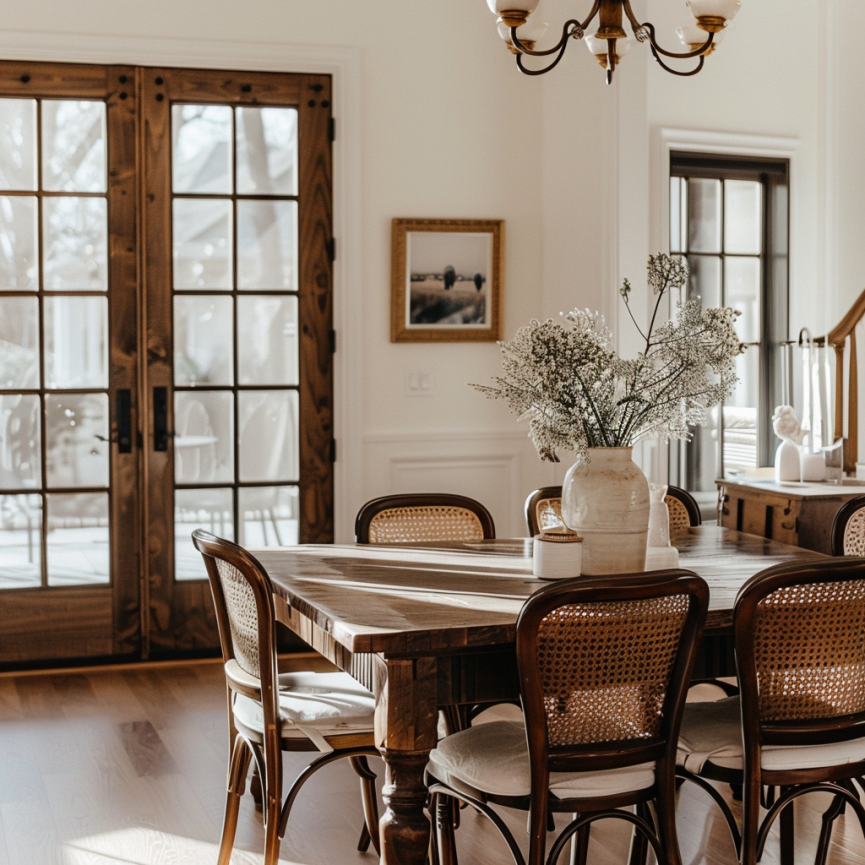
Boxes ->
[474,254,744,462]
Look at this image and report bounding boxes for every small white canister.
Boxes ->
[532,532,582,580]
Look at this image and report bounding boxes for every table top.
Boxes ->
[255,526,826,656]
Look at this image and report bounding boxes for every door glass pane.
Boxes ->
[0,99,37,191]
[238,390,298,482]
[0,195,38,291]
[687,255,722,309]
[724,257,761,344]
[173,198,233,289]
[0,394,41,489]
[237,200,297,290]
[687,178,722,253]
[43,196,108,291]
[44,296,108,389]
[45,393,109,488]
[46,492,109,586]
[238,485,299,546]
[172,104,232,194]
[173,295,234,386]
[175,487,233,581]
[237,295,298,385]
[724,180,762,255]
[236,107,298,196]
[174,390,234,483]
[41,100,107,193]
[0,494,41,589]
[0,296,39,387]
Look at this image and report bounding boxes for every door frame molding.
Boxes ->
[0,31,364,542]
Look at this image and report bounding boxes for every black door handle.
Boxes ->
[153,386,173,452]
[95,389,132,452]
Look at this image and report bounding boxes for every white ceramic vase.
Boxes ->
[561,446,650,575]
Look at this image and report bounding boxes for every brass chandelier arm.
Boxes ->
[516,40,571,75]
[649,44,707,76]
[511,19,585,57]
[640,21,715,59]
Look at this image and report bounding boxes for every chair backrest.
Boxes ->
[524,484,700,536]
[516,570,708,780]
[734,558,865,756]
[665,485,702,529]
[191,530,279,714]
[831,494,865,555]
[524,486,566,537]
[354,494,495,544]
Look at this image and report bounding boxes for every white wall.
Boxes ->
[3,0,864,537]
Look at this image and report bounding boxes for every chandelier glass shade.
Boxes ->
[486,0,741,83]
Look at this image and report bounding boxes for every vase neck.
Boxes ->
[586,446,633,464]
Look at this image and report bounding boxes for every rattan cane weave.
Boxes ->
[666,497,692,532]
[843,508,865,556]
[367,505,485,545]
[537,595,690,747]
[215,558,261,678]
[754,579,865,721]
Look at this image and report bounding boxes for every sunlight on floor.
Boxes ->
[63,827,303,865]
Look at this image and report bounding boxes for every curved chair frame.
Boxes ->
[355,493,495,544]
[192,530,381,865]
[831,494,865,555]
[524,484,701,536]
[429,569,709,865]
[677,557,865,865]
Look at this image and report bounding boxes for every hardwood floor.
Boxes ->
[0,659,862,865]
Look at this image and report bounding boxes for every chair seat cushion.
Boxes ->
[677,696,865,773]
[233,670,375,747]
[427,719,655,799]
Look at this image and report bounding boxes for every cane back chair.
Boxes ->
[355,493,495,544]
[427,569,709,865]
[524,484,701,537]
[676,557,865,865]
[831,494,865,556]
[192,530,381,865]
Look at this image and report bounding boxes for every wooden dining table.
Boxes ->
[254,525,826,865]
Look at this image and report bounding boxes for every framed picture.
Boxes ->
[391,218,504,342]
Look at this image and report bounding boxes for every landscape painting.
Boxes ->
[391,218,503,342]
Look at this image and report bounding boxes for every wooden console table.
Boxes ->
[716,477,865,553]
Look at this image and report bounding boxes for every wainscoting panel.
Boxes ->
[359,430,558,541]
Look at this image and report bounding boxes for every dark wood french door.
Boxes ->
[0,62,334,664]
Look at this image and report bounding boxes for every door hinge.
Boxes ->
[329,329,337,353]
[328,117,335,142]
[329,439,337,463]
[326,237,336,263]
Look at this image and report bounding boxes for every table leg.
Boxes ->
[376,657,438,865]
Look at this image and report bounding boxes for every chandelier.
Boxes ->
[487,0,742,84]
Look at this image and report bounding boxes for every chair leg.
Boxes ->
[218,736,253,865]
[250,764,263,812]
[814,788,847,865]
[435,792,459,865]
[569,814,591,865]
[627,805,649,865]
[262,735,283,865]
[350,755,381,855]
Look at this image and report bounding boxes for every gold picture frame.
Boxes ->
[391,218,504,343]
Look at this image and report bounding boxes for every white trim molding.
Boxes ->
[0,30,365,543]
[651,128,801,258]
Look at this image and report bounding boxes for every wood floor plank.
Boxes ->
[1,660,864,865]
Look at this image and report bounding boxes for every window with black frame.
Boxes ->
[668,153,789,504]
